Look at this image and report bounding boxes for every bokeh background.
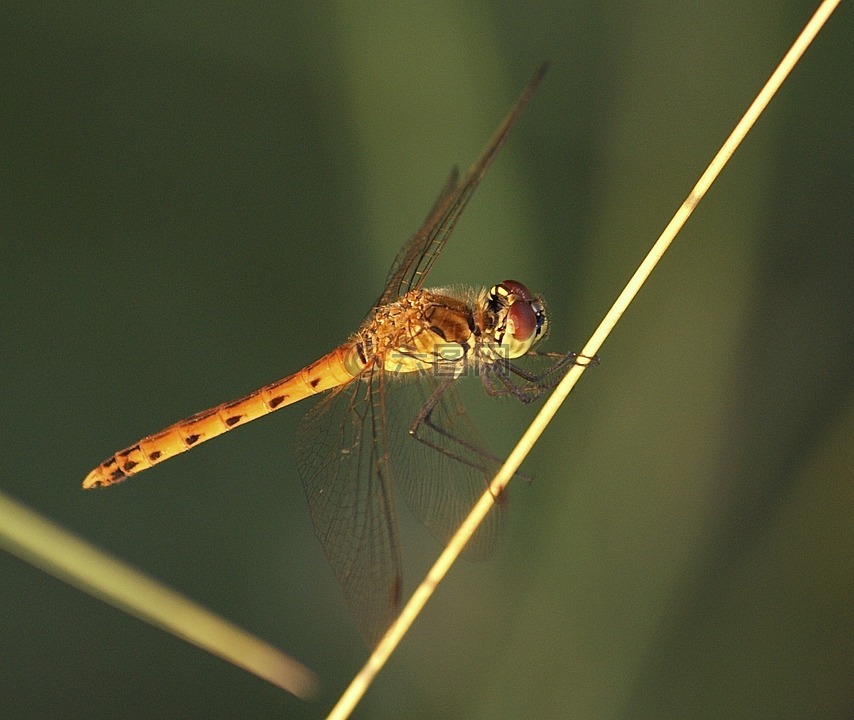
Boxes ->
[2,2,851,718]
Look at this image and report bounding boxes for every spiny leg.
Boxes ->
[483,351,597,403]
[407,379,525,491]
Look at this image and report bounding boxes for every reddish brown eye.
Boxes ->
[500,279,533,301]
[508,300,537,341]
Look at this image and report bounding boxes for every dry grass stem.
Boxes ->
[326,1,841,717]
[0,491,319,699]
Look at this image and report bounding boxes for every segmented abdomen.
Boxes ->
[82,343,358,488]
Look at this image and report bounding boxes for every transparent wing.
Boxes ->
[378,166,458,306]
[378,63,549,307]
[386,375,506,561]
[296,365,506,645]
[295,368,401,647]
[295,65,548,645]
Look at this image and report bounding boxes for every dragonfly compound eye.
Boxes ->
[490,280,547,359]
[498,279,533,301]
[507,299,537,342]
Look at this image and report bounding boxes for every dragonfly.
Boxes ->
[83,62,582,645]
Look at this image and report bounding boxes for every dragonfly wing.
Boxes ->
[379,166,460,307]
[295,368,400,647]
[377,63,549,307]
[386,376,505,561]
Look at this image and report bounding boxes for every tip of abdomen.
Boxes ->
[82,460,126,489]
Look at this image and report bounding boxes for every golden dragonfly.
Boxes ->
[84,63,584,645]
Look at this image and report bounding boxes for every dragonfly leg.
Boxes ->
[483,351,598,403]
[407,379,528,489]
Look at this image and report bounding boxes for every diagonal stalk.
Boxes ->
[326,1,842,717]
[0,491,319,699]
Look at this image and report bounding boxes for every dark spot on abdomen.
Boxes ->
[185,434,200,445]
[225,415,242,427]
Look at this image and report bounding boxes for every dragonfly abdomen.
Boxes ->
[82,343,358,489]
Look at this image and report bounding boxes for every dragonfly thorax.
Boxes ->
[348,282,548,380]
[350,289,478,377]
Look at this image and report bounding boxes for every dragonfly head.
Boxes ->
[486,280,549,359]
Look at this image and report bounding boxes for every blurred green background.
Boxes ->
[2,2,851,718]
